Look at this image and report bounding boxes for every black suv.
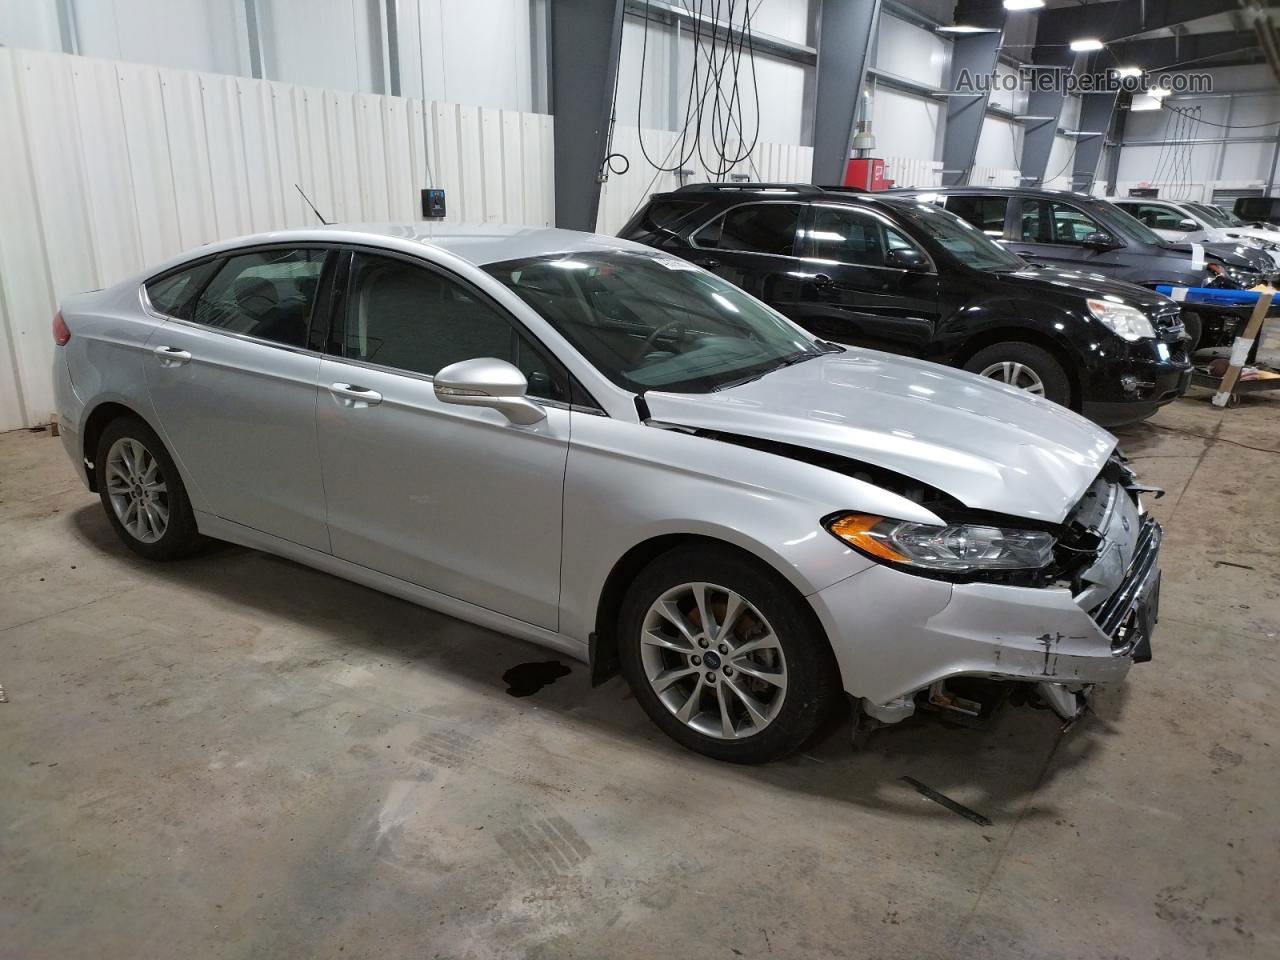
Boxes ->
[901,186,1277,352]
[620,183,1191,426]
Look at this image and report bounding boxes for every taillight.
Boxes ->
[53,311,70,345]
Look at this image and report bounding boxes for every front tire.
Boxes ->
[964,341,1071,407]
[618,545,840,763]
[95,416,201,560]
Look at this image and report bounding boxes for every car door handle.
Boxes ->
[153,346,192,366]
[812,273,834,289]
[329,382,382,406]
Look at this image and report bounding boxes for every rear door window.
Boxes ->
[190,249,327,348]
[693,204,803,256]
[943,195,1009,237]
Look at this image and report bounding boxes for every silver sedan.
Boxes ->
[52,225,1161,762]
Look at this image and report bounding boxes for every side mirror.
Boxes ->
[885,247,930,271]
[433,357,547,425]
[1177,218,1199,231]
[1082,231,1118,251]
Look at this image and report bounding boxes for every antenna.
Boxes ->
[294,184,329,225]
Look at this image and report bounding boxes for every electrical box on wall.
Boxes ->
[843,158,893,191]
[421,189,446,219]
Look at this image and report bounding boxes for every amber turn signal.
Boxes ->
[826,514,913,564]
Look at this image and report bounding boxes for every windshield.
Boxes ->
[890,201,1026,271]
[1189,202,1233,228]
[1092,201,1168,246]
[483,251,828,394]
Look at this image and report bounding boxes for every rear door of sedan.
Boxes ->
[143,245,334,551]
[312,248,570,630]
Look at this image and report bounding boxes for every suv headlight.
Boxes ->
[1206,262,1261,289]
[1086,298,1156,341]
[825,514,1056,574]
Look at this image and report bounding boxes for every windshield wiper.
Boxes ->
[712,349,823,392]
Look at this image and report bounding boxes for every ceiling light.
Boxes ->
[1069,39,1105,52]
[1003,0,1044,9]
[937,25,1001,34]
[1114,66,1143,78]
[1130,98,1162,111]
[1149,87,1172,98]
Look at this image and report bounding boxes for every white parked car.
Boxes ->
[52,225,1161,762]
[1114,197,1280,268]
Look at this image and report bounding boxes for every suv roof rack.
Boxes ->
[672,182,824,194]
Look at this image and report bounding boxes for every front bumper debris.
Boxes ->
[811,508,1162,728]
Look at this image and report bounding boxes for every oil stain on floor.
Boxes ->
[502,660,571,697]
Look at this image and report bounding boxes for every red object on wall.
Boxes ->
[843,158,893,191]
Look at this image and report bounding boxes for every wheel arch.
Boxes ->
[81,401,156,492]
[950,325,1083,410]
[589,533,841,689]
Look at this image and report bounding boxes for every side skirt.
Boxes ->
[195,511,590,664]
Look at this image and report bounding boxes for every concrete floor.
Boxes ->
[2,374,1278,959]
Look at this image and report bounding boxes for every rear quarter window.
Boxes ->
[621,199,706,243]
[143,261,220,317]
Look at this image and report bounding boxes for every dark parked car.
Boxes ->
[1234,196,1280,227]
[620,183,1191,425]
[906,186,1277,353]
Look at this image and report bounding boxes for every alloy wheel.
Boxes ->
[979,360,1046,395]
[639,582,787,739]
[105,437,169,544]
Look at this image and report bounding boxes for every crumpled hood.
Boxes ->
[1009,267,1172,310]
[645,351,1118,524]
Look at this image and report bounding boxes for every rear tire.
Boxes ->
[95,416,201,561]
[963,341,1071,408]
[618,545,840,763]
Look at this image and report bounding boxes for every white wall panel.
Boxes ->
[975,116,1023,176]
[871,88,942,161]
[881,157,943,189]
[875,14,947,88]
[595,125,813,235]
[0,47,555,432]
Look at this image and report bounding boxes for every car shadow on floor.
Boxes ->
[69,502,1128,826]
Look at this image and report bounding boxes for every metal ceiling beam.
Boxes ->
[549,0,625,231]
[622,0,816,65]
[1036,0,1244,45]
[1109,31,1265,70]
[812,0,883,185]
[939,0,1007,186]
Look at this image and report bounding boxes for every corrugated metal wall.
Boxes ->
[0,47,555,432]
[0,46,814,433]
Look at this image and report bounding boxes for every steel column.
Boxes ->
[548,0,625,231]
[939,3,1007,186]
[812,0,883,186]
[1019,51,1074,187]
[1071,90,1119,194]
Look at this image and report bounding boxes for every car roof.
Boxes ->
[652,183,921,213]
[175,223,644,269]
[884,186,1102,202]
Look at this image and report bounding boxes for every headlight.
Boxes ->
[1206,262,1261,289]
[825,513,1056,574]
[1086,298,1156,341]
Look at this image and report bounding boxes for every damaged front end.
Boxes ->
[807,453,1163,735]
